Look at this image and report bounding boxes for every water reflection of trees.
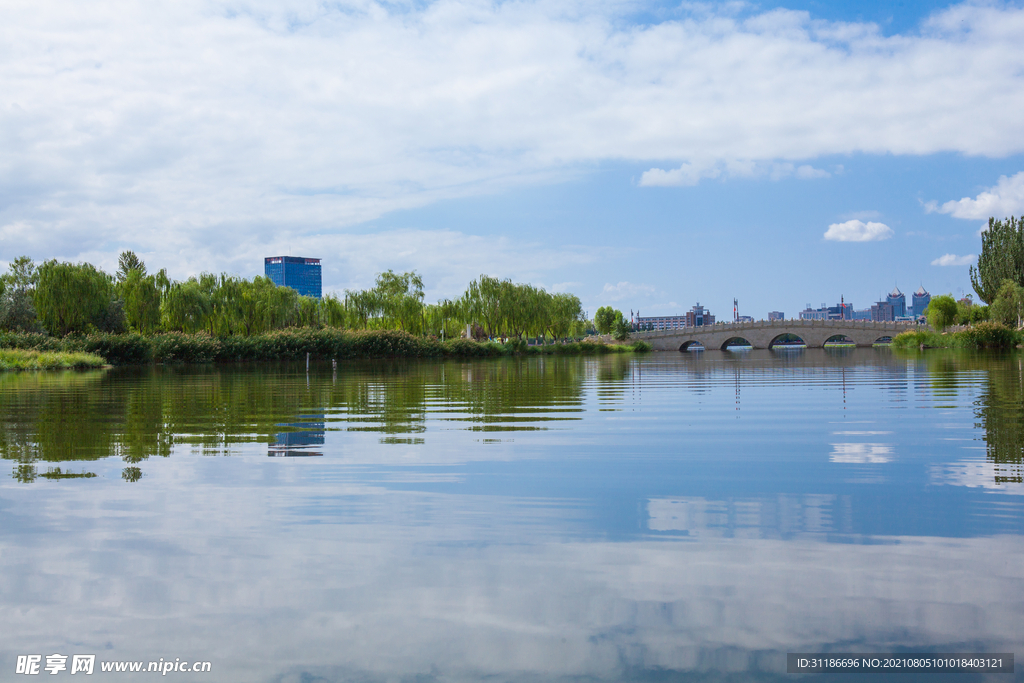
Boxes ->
[0,357,592,482]
[971,355,1024,484]
[924,353,1024,485]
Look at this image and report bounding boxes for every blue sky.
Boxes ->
[2,0,1024,319]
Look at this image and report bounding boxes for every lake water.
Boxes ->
[1,349,1022,682]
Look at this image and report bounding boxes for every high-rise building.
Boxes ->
[686,303,714,327]
[912,286,931,318]
[265,256,322,298]
[768,311,785,321]
[871,300,895,322]
[887,286,906,318]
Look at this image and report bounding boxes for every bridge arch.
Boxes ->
[679,340,705,352]
[636,320,922,351]
[769,333,806,349]
[720,337,753,351]
[824,334,854,346]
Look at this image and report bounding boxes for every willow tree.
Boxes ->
[345,270,425,333]
[161,280,212,333]
[119,269,162,334]
[35,260,120,336]
[970,216,1024,303]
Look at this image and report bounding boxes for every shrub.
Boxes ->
[0,332,63,352]
[151,332,222,363]
[442,338,504,357]
[79,333,152,365]
[954,321,1017,349]
[504,339,528,354]
[892,330,934,350]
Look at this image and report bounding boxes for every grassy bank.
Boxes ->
[892,322,1023,351]
[0,329,653,365]
[0,348,106,370]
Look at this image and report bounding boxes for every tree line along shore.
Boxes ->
[1,213,1020,365]
[0,252,650,367]
[0,328,652,367]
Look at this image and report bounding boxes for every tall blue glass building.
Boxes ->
[264,256,322,298]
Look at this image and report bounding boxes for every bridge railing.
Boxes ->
[633,319,923,338]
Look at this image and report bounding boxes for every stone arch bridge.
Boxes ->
[635,319,922,351]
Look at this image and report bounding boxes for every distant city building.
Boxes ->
[851,309,872,320]
[828,303,853,320]
[737,315,754,323]
[799,302,852,321]
[265,256,322,298]
[912,285,931,318]
[799,304,829,321]
[871,300,895,322]
[887,286,906,318]
[687,303,714,327]
[768,311,785,321]
[636,303,714,329]
[636,315,688,331]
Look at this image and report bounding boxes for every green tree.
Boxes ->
[612,312,632,341]
[0,256,41,332]
[34,261,117,336]
[594,306,622,335]
[119,269,162,334]
[970,216,1024,304]
[161,279,212,333]
[549,293,585,341]
[115,250,146,283]
[345,270,425,334]
[990,279,1024,329]
[925,294,958,331]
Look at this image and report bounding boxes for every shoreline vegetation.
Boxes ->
[0,329,654,367]
[893,322,1023,351]
[0,252,657,367]
[0,348,106,370]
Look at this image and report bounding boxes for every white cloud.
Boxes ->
[823,220,894,242]
[600,281,658,302]
[795,164,831,180]
[2,1,1024,269]
[931,253,975,266]
[930,171,1024,219]
[639,162,720,187]
[639,160,829,187]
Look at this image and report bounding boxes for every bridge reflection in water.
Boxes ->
[635,319,921,351]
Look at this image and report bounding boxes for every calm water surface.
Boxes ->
[1,349,1022,682]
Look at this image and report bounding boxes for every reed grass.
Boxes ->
[0,348,106,370]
